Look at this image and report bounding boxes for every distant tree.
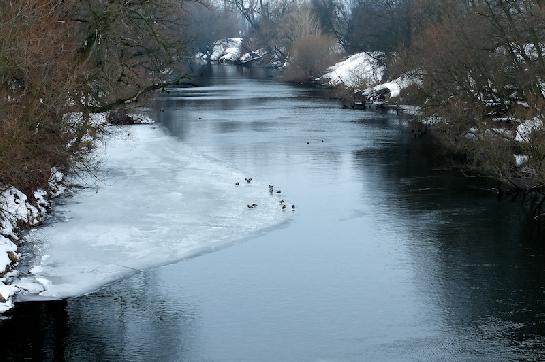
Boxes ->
[346,0,412,53]
[310,0,350,48]
[283,34,339,82]
[279,5,321,48]
[183,2,241,54]
[65,0,197,111]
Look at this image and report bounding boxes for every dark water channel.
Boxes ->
[1,65,544,361]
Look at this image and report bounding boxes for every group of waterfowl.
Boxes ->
[306,140,325,145]
[236,179,295,211]
[279,199,295,211]
[269,184,295,210]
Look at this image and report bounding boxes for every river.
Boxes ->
[1,65,544,361]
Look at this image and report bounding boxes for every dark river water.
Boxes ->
[1,65,545,361]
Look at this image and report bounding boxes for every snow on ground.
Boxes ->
[240,48,267,63]
[364,72,423,98]
[515,118,543,142]
[0,236,16,278]
[209,38,243,62]
[65,112,108,126]
[0,188,38,239]
[514,154,529,167]
[0,181,61,240]
[16,125,290,300]
[127,113,154,124]
[0,169,66,312]
[320,52,385,88]
[0,283,18,313]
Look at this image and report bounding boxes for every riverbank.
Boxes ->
[0,112,169,312]
[0,168,68,312]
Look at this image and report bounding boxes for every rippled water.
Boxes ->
[1,65,544,361]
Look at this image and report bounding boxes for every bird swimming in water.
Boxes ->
[306,141,310,145]
[235,182,240,186]
[247,203,258,209]
[292,204,295,210]
[282,204,287,210]
[276,190,282,194]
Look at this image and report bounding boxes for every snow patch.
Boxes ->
[49,168,66,198]
[0,167,67,312]
[14,277,46,294]
[240,49,267,63]
[128,113,154,125]
[0,284,17,312]
[514,154,529,167]
[0,236,16,275]
[320,52,385,88]
[64,112,108,127]
[515,118,543,142]
[364,72,423,98]
[209,38,243,62]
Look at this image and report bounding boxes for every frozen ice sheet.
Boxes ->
[21,125,290,299]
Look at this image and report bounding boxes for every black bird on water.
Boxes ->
[235,182,240,186]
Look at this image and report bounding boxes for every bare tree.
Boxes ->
[65,0,198,111]
[0,0,86,192]
[0,0,198,194]
[346,0,413,53]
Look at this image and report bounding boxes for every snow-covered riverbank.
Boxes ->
[9,124,290,303]
[319,52,422,105]
[0,170,67,312]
